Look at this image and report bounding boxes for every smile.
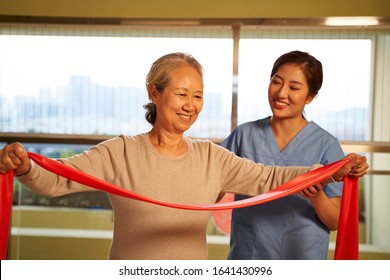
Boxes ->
[274,100,289,108]
[178,114,191,121]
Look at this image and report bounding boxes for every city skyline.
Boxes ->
[1,74,367,141]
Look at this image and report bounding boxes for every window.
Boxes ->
[0,30,233,139]
[1,25,389,259]
[238,37,372,141]
[0,26,234,259]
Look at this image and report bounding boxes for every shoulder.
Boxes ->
[186,137,230,155]
[236,117,270,132]
[307,122,340,142]
[97,134,137,147]
[221,117,270,152]
[224,117,269,141]
[186,136,218,149]
[95,133,148,154]
[305,122,344,161]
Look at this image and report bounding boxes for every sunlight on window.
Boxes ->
[238,39,371,141]
[0,35,372,141]
[0,35,233,138]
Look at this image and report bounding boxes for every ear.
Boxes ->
[305,95,315,105]
[149,84,159,103]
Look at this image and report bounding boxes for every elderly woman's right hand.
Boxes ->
[0,142,31,176]
[332,153,369,182]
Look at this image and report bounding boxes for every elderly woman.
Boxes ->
[0,52,368,260]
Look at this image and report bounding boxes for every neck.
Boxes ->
[148,128,187,157]
[270,115,308,131]
[269,116,309,151]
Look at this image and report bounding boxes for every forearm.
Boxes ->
[309,194,341,231]
[17,160,94,197]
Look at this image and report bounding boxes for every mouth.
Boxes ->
[178,113,192,122]
[274,100,289,109]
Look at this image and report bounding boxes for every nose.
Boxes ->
[276,84,288,98]
[183,97,195,112]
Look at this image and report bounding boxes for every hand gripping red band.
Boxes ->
[0,153,358,259]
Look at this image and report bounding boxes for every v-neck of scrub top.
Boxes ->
[265,119,313,162]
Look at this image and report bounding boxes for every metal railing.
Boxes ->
[340,141,390,175]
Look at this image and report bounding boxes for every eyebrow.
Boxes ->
[274,74,304,86]
[290,80,304,86]
[174,87,203,94]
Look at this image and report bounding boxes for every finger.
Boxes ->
[345,154,365,169]
[300,190,310,199]
[1,151,19,170]
[5,144,25,166]
[356,157,368,168]
[345,153,358,161]
[351,163,369,173]
[313,183,323,191]
[301,188,310,196]
[310,186,318,194]
[8,150,23,167]
[349,159,369,177]
[302,186,316,196]
[14,144,28,157]
[349,168,368,178]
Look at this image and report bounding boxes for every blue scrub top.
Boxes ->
[221,117,344,260]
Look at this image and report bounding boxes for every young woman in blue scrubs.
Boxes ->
[222,51,346,259]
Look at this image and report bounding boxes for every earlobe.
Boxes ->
[149,85,158,103]
[306,96,315,105]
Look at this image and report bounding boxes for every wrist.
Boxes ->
[15,160,33,177]
[321,175,338,185]
[16,168,31,177]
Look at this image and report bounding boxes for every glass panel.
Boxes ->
[0,35,233,139]
[237,39,371,141]
[237,38,374,250]
[6,143,113,259]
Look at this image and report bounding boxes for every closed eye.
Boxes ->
[271,79,281,85]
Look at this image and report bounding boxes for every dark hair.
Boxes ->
[270,50,323,99]
[143,52,204,125]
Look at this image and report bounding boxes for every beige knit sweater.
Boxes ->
[18,133,312,259]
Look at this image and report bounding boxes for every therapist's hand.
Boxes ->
[300,183,324,199]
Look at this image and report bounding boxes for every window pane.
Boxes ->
[0,35,233,139]
[238,39,371,141]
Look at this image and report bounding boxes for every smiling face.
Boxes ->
[151,65,204,135]
[268,63,314,121]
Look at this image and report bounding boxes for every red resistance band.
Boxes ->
[0,153,358,260]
